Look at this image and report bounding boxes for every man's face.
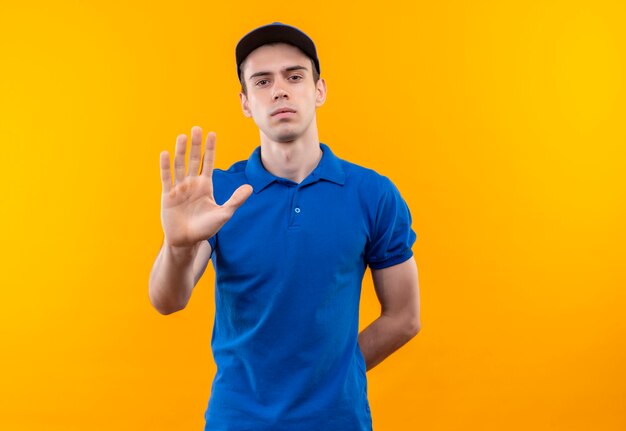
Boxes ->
[239,43,326,143]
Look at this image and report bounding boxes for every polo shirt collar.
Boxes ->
[245,142,346,194]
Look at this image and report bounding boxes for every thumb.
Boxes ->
[222,184,253,213]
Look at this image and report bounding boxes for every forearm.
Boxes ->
[148,241,200,314]
[357,313,420,371]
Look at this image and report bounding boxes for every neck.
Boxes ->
[259,119,322,183]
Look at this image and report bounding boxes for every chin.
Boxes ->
[275,133,299,143]
[268,128,301,143]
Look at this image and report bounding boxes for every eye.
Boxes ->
[289,75,303,81]
[255,79,269,86]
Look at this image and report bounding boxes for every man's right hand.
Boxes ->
[160,126,253,249]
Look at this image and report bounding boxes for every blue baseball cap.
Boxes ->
[235,22,320,80]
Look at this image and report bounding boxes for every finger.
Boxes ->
[160,151,172,193]
[200,131,216,179]
[222,184,253,213]
[188,126,203,176]
[174,134,187,185]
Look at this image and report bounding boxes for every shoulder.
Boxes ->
[211,160,248,203]
[339,157,398,198]
[331,153,410,224]
[213,159,247,177]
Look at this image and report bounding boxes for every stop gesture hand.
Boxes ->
[160,126,253,248]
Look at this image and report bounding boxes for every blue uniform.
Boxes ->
[204,143,416,431]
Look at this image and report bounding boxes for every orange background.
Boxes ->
[1,1,625,430]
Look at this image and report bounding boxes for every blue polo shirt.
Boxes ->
[204,143,416,431]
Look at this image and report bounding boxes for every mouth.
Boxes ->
[271,107,297,117]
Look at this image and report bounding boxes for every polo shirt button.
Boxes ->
[294,207,301,213]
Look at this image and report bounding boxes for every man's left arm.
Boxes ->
[358,256,421,371]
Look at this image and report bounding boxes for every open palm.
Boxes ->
[160,126,252,248]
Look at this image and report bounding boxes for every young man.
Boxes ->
[149,22,420,431]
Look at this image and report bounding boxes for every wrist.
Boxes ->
[163,239,200,261]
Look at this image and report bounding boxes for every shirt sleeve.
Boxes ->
[205,169,223,261]
[207,235,216,260]
[365,176,417,270]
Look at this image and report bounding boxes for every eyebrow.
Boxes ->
[248,65,308,81]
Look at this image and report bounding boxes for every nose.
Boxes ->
[272,83,289,100]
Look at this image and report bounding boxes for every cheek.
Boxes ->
[249,103,264,119]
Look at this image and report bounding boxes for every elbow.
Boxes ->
[148,288,185,315]
[154,304,184,315]
[404,312,421,338]
[413,321,421,337]
[407,318,421,338]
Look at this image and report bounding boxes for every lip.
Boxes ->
[271,107,297,116]
[273,111,296,119]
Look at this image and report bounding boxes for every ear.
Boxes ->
[315,77,327,108]
[240,92,252,118]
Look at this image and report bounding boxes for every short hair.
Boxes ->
[238,44,320,95]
